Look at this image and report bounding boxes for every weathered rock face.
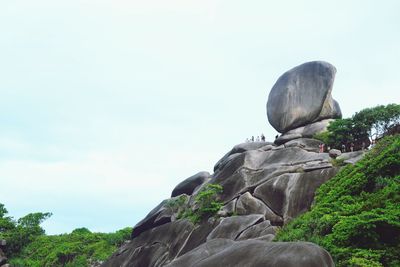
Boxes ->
[165,239,335,267]
[207,214,264,241]
[171,171,210,197]
[337,151,366,164]
[102,137,362,267]
[267,61,341,134]
[103,220,195,267]
[275,119,334,145]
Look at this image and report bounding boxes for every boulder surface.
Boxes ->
[171,171,210,197]
[267,61,341,133]
[165,239,334,267]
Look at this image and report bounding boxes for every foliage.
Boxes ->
[8,227,131,267]
[0,209,52,258]
[330,157,346,167]
[195,184,223,218]
[178,184,223,224]
[314,104,400,150]
[353,104,400,140]
[0,204,131,266]
[0,204,14,234]
[313,131,330,144]
[166,194,188,216]
[275,135,400,266]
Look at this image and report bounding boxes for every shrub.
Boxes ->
[178,184,223,224]
[195,184,223,218]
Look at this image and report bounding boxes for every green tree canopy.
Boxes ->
[315,104,400,150]
[1,211,52,257]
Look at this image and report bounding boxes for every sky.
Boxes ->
[0,0,399,234]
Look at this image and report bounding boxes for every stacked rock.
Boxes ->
[267,61,342,145]
[101,61,349,267]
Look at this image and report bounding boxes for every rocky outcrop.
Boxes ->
[165,239,334,267]
[275,119,334,145]
[329,149,342,158]
[337,151,365,164]
[103,220,195,267]
[102,138,353,266]
[171,171,210,197]
[102,62,354,266]
[267,61,341,134]
[284,138,323,152]
[206,214,264,241]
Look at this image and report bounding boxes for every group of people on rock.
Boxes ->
[244,133,377,153]
[319,140,374,153]
[245,134,266,143]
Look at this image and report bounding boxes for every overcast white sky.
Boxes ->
[1,0,399,234]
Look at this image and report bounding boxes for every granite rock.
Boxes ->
[267,61,341,133]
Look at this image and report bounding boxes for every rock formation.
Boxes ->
[102,62,360,267]
[267,61,342,144]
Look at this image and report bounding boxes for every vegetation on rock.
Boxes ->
[275,134,400,267]
[177,183,223,224]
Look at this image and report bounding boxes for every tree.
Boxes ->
[315,104,400,150]
[0,204,52,257]
[326,118,355,149]
[0,204,15,233]
[353,104,400,140]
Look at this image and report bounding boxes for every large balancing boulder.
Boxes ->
[267,61,341,133]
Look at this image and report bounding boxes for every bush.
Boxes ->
[178,184,223,224]
[195,184,223,218]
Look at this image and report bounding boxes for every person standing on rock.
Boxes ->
[261,134,265,142]
[256,136,260,142]
[350,142,354,152]
[251,136,254,142]
[319,143,325,153]
[341,144,346,153]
